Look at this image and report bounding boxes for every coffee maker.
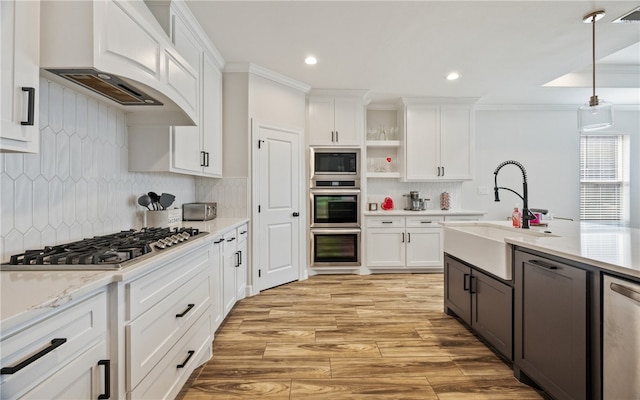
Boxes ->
[403,191,429,211]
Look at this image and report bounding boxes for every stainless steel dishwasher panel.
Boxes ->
[603,274,640,399]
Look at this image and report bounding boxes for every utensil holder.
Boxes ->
[146,209,182,228]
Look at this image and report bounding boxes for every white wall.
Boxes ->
[463,107,640,228]
[0,78,196,262]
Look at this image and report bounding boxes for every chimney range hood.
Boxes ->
[40,0,198,126]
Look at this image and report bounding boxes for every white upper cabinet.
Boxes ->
[307,90,367,146]
[129,0,224,177]
[1,0,40,153]
[403,99,475,181]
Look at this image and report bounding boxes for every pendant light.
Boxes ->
[578,10,614,131]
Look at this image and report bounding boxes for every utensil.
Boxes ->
[137,194,152,210]
[148,192,160,210]
[159,193,176,210]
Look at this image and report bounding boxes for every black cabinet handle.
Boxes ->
[240,230,247,234]
[214,238,224,244]
[175,304,195,318]
[469,275,477,294]
[227,237,236,242]
[335,131,339,142]
[441,166,445,176]
[176,350,195,369]
[421,221,433,224]
[200,151,206,167]
[0,338,67,375]
[401,232,405,243]
[205,152,210,167]
[331,131,335,142]
[407,232,411,243]
[382,221,393,224]
[238,250,242,266]
[21,87,35,126]
[528,259,558,270]
[437,166,441,176]
[463,273,470,291]
[98,360,111,399]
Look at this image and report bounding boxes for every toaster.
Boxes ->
[182,202,217,221]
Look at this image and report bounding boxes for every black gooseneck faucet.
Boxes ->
[493,160,535,229]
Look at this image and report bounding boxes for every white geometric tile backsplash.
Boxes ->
[0,78,198,262]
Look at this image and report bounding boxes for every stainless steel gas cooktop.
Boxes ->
[1,227,208,271]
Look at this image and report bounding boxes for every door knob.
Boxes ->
[292,212,300,217]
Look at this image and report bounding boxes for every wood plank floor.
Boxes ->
[178,274,544,399]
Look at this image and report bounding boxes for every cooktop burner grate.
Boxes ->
[2,227,206,271]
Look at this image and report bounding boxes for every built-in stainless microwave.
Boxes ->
[310,148,360,188]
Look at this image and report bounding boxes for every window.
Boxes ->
[579,134,629,225]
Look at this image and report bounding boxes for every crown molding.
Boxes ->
[224,62,311,93]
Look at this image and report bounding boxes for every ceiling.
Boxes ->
[185,1,640,105]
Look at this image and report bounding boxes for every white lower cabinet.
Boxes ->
[210,235,225,332]
[0,290,110,400]
[222,223,249,317]
[366,216,443,271]
[125,241,213,399]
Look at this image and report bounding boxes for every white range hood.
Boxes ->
[40,0,198,126]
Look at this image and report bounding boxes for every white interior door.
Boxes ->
[255,121,301,291]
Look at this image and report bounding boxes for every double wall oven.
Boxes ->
[309,148,361,267]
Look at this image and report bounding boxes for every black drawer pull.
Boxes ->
[463,273,470,291]
[175,304,195,318]
[0,338,67,375]
[227,237,236,242]
[176,350,195,369]
[21,87,35,126]
[381,221,393,224]
[240,230,247,234]
[214,238,224,244]
[469,275,477,294]
[98,359,111,399]
[529,259,558,270]
[420,221,433,224]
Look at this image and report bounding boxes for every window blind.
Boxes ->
[579,135,624,221]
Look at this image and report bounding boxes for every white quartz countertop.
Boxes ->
[365,209,486,217]
[0,218,248,332]
[442,220,640,280]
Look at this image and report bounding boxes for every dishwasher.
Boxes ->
[603,274,640,399]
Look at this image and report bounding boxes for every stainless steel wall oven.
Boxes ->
[310,189,360,228]
[310,229,361,267]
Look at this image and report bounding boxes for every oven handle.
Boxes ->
[310,189,361,196]
[310,228,361,235]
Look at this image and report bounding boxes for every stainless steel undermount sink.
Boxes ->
[443,223,558,280]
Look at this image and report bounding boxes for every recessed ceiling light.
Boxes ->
[305,56,317,65]
[446,72,460,81]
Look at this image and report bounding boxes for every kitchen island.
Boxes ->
[441,220,639,400]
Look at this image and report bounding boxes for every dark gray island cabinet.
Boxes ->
[513,248,598,400]
[444,254,513,360]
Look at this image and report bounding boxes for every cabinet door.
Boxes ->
[406,228,443,269]
[405,105,439,180]
[210,237,224,331]
[472,270,513,360]
[366,228,405,268]
[444,255,472,324]
[172,125,203,173]
[333,97,361,145]
[307,97,335,145]
[1,0,40,153]
[201,54,222,177]
[514,252,587,400]
[236,238,247,301]
[440,105,472,179]
[222,232,238,316]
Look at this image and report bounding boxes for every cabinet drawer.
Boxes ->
[0,291,107,399]
[367,216,404,227]
[127,267,211,390]
[127,242,211,320]
[237,224,248,244]
[405,216,442,228]
[130,312,212,400]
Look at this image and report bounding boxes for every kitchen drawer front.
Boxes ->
[405,216,443,228]
[127,241,211,320]
[367,216,405,228]
[127,266,211,389]
[0,291,108,399]
[130,311,212,400]
[237,224,249,244]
